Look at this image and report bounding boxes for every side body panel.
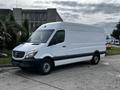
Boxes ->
[35,22,106,66]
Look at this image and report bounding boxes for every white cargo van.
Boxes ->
[12,22,106,74]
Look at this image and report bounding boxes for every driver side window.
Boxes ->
[49,30,65,46]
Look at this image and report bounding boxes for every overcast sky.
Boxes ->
[0,0,120,25]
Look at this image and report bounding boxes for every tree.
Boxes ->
[19,19,30,43]
[0,14,23,50]
[0,14,31,50]
[0,18,12,50]
[111,21,120,43]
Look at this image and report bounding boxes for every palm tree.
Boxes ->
[0,14,30,50]
[0,14,23,50]
[20,19,30,43]
[0,19,12,50]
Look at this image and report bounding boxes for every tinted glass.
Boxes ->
[49,30,65,45]
[27,30,54,44]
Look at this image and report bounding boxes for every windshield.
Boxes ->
[27,29,54,44]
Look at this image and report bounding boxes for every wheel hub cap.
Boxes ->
[94,56,99,63]
[43,63,50,73]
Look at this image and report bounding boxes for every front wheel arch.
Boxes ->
[38,57,54,75]
[43,57,55,67]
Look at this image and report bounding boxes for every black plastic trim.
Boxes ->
[53,51,106,61]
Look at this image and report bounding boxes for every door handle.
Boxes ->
[62,45,66,48]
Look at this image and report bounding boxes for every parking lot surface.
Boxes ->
[0,55,120,90]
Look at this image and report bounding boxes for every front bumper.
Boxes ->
[11,58,41,68]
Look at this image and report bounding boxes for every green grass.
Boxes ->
[0,50,11,64]
[107,46,120,55]
[0,58,11,64]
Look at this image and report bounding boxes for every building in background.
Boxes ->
[13,8,63,32]
[0,9,12,19]
[0,8,63,32]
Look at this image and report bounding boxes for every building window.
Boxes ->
[22,14,25,20]
[40,14,42,19]
[42,14,47,20]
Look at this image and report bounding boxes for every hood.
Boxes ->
[13,43,45,52]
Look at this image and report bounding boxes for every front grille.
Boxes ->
[13,51,25,58]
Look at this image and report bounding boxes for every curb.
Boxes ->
[0,64,16,68]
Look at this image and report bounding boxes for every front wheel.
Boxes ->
[38,59,53,75]
[91,53,100,65]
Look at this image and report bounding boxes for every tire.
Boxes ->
[91,53,100,65]
[38,59,53,75]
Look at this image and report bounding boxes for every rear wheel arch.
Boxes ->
[91,50,101,65]
[94,50,100,59]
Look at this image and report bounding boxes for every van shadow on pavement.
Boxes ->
[14,61,92,76]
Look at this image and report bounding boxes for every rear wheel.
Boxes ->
[91,53,100,65]
[38,59,53,75]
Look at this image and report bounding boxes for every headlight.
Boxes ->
[25,50,37,59]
